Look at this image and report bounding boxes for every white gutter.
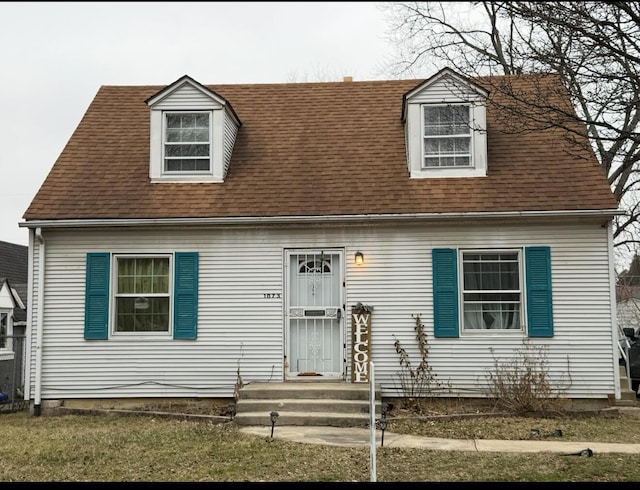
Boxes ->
[34,227,45,416]
[18,208,623,230]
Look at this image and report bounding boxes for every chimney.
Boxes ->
[343,76,353,82]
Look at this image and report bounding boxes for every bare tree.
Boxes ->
[286,64,357,83]
[381,2,640,262]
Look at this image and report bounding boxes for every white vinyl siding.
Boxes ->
[223,110,239,176]
[25,220,615,401]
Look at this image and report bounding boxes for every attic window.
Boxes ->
[164,112,211,173]
[404,70,488,179]
[423,105,471,168]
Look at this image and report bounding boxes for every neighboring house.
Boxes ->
[615,284,640,365]
[616,285,640,332]
[0,240,28,400]
[20,68,621,415]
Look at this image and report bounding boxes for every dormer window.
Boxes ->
[403,68,488,179]
[423,104,471,168]
[164,112,212,173]
[146,75,241,183]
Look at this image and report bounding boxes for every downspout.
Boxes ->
[34,227,45,416]
[607,220,621,401]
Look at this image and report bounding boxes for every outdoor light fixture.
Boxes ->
[378,417,388,447]
[269,411,280,438]
[381,402,393,416]
[227,402,237,421]
[378,401,392,447]
[355,251,364,265]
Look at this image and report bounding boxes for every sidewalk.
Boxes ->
[239,424,640,455]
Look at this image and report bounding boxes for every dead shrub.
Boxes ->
[392,314,449,413]
[484,340,570,415]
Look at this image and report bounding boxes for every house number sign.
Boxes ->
[263,293,282,299]
[351,306,371,383]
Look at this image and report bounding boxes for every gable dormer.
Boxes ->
[145,75,241,183]
[402,68,489,179]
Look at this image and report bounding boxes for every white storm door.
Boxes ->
[286,250,343,378]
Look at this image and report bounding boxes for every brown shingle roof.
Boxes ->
[23,74,618,221]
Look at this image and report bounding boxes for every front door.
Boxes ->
[286,250,344,379]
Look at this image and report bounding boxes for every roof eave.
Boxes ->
[19,209,623,231]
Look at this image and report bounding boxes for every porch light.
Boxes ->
[355,251,364,265]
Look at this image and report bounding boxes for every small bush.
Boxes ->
[393,314,449,413]
[484,340,570,414]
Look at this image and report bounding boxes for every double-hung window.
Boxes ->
[423,105,471,168]
[461,250,522,331]
[114,256,171,333]
[164,112,211,173]
[433,246,553,338]
[85,252,199,340]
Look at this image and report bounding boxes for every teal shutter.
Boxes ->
[432,248,459,338]
[174,252,198,340]
[84,252,110,340]
[525,246,554,337]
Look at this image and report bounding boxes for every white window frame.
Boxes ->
[422,104,472,169]
[162,111,212,175]
[149,107,224,183]
[0,309,14,361]
[111,254,173,337]
[406,101,487,179]
[459,249,524,335]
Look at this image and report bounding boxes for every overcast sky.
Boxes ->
[0,1,397,247]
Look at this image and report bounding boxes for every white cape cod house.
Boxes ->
[20,69,621,415]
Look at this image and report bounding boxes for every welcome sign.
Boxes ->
[351,306,372,383]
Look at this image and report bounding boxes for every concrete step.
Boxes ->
[234,410,374,428]
[235,398,377,414]
[618,365,639,407]
[238,382,381,401]
[619,368,637,386]
[615,399,639,407]
[235,382,383,427]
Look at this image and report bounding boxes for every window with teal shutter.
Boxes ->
[525,246,553,337]
[84,253,110,340]
[432,248,459,338]
[173,252,199,339]
[115,256,170,333]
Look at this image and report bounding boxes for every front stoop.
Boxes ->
[617,366,640,407]
[234,382,382,427]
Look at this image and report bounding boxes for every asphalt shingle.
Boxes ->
[23,74,618,221]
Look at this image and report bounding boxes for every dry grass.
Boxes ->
[384,396,640,443]
[2,409,640,482]
[388,414,640,443]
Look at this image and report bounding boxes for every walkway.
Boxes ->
[239,421,640,455]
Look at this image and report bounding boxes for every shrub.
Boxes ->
[484,340,570,414]
[393,314,448,412]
